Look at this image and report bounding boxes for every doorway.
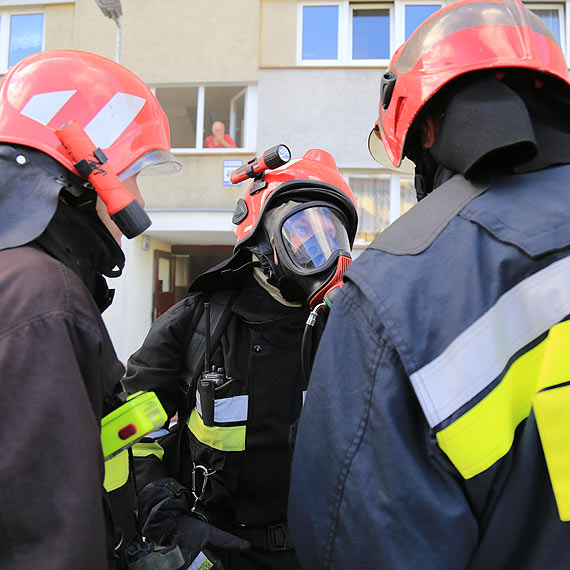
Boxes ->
[152,245,234,321]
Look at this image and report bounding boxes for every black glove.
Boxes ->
[139,478,250,565]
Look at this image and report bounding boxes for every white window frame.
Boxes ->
[297,1,343,66]
[348,2,393,66]
[297,1,394,66]
[229,87,247,145]
[297,1,449,67]
[567,0,570,55]
[0,10,45,74]
[152,84,258,155]
[0,1,70,5]
[525,2,566,55]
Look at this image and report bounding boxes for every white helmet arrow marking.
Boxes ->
[21,90,76,126]
[85,92,146,149]
[20,91,146,149]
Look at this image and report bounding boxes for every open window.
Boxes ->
[154,84,255,151]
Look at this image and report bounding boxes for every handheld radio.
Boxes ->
[197,302,225,426]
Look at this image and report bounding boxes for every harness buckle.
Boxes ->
[264,522,294,551]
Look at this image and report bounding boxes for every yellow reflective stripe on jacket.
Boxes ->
[411,255,570,427]
[103,450,129,492]
[187,408,246,452]
[436,321,570,479]
[532,321,570,521]
[132,441,164,461]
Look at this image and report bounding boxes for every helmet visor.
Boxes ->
[368,126,416,173]
[118,149,181,181]
[281,206,350,270]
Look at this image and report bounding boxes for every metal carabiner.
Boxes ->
[190,462,217,513]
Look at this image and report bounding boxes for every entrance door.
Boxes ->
[153,250,177,321]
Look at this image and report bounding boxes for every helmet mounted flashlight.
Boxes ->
[55,120,151,238]
[230,144,291,184]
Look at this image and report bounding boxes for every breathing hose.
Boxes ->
[301,301,328,383]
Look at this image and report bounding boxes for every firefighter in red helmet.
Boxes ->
[123,147,358,570]
[0,50,180,569]
[290,1,570,568]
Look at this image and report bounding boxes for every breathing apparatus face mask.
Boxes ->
[261,200,352,308]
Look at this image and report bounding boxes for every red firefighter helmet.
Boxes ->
[0,49,178,179]
[191,148,358,308]
[369,0,570,168]
[233,148,358,249]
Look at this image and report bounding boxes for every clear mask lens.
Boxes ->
[281,206,350,270]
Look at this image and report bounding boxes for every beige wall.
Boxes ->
[72,0,260,83]
[141,152,255,210]
[260,0,296,67]
[44,4,75,50]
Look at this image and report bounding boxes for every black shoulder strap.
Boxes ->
[369,175,490,255]
[162,289,240,480]
[178,289,240,414]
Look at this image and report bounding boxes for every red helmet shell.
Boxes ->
[0,49,172,177]
[371,0,570,167]
[234,148,358,250]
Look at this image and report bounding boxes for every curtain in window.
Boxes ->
[349,176,391,242]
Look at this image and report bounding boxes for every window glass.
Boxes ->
[155,86,199,148]
[405,4,441,40]
[349,175,391,241]
[155,86,246,149]
[302,5,339,59]
[352,8,390,59]
[399,176,416,215]
[204,86,244,148]
[529,8,560,42]
[9,13,43,68]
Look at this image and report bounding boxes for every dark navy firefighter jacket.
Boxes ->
[288,165,570,569]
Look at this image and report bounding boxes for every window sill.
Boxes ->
[171,148,255,156]
[295,59,390,67]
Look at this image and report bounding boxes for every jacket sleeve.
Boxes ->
[288,279,479,570]
[0,312,110,569]
[124,295,201,418]
[124,296,202,519]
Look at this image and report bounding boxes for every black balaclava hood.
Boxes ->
[0,143,124,312]
[406,73,570,199]
[34,197,125,313]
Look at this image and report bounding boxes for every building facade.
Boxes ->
[3,0,567,361]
